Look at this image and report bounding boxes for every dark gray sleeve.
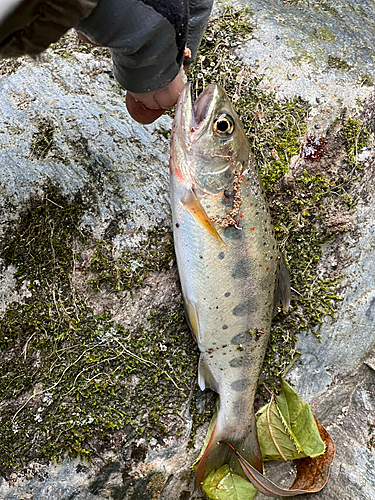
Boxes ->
[77,0,213,93]
[185,0,214,65]
[77,0,188,93]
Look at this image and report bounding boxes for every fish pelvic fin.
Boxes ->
[273,253,291,315]
[198,353,219,392]
[195,410,262,489]
[181,186,228,248]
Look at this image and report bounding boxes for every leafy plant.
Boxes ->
[200,380,334,499]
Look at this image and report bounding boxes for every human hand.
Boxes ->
[125,66,189,124]
[77,31,189,125]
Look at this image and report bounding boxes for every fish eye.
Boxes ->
[213,113,235,137]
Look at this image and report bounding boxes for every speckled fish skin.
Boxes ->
[169,83,290,487]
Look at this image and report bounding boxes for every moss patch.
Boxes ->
[49,30,111,59]
[0,185,197,471]
[327,55,351,70]
[88,227,174,292]
[30,120,55,160]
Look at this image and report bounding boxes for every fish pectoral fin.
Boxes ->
[180,186,228,248]
[198,353,219,392]
[273,254,291,315]
[184,298,199,343]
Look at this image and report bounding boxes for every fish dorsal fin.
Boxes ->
[180,186,228,248]
[273,254,291,316]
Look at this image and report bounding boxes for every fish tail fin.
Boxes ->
[195,412,262,488]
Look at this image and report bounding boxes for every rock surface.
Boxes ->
[0,1,374,499]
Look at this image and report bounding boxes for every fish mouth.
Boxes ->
[192,84,216,126]
[171,83,225,183]
[175,83,216,133]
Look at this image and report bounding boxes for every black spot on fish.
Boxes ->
[225,292,231,297]
[231,331,249,344]
[218,252,225,260]
[222,324,228,330]
[223,226,243,240]
[175,223,180,228]
[230,357,252,368]
[231,259,251,280]
[231,379,249,392]
[233,300,256,317]
[229,357,243,368]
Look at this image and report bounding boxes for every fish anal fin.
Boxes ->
[181,187,228,248]
[273,254,291,315]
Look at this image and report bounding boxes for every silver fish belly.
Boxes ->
[169,83,290,486]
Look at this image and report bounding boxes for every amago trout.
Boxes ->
[169,83,291,487]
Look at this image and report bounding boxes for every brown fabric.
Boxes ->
[0,0,99,58]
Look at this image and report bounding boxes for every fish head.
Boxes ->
[170,83,250,195]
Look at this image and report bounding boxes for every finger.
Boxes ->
[152,73,185,109]
[125,92,165,124]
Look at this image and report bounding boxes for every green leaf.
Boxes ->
[202,465,258,500]
[257,380,325,461]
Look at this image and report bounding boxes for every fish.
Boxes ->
[169,83,291,488]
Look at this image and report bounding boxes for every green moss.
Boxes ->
[49,30,111,59]
[314,27,336,43]
[187,393,216,450]
[342,117,370,168]
[359,74,374,86]
[0,185,197,470]
[30,120,54,159]
[88,227,174,292]
[327,55,351,70]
